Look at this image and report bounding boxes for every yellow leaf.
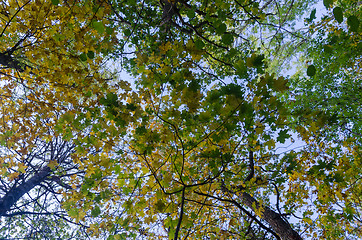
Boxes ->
[48,160,58,169]
[18,163,28,173]
[100,157,112,168]
[159,42,172,54]
[309,122,318,133]
[303,217,313,225]
[8,172,19,181]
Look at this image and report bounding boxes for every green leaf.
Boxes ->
[106,27,114,35]
[323,0,333,9]
[221,33,233,45]
[124,29,131,36]
[91,205,101,217]
[216,23,227,34]
[51,0,59,5]
[332,172,343,183]
[253,54,264,67]
[92,21,105,34]
[307,9,316,22]
[187,9,195,19]
[155,200,166,212]
[307,65,316,76]
[87,51,95,59]
[247,54,264,68]
[53,33,64,42]
[135,126,147,135]
[277,130,291,144]
[100,93,119,108]
[234,59,247,77]
[333,7,343,23]
[323,45,333,53]
[347,15,360,32]
[194,39,205,50]
[68,208,78,218]
[126,103,137,111]
[79,53,87,61]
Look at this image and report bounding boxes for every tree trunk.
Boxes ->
[240,192,303,240]
[0,166,51,216]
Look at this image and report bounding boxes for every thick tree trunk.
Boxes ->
[240,192,303,240]
[0,166,51,216]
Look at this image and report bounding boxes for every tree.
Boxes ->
[289,0,361,141]
[283,0,362,238]
[0,0,123,238]
[0,0,361,239]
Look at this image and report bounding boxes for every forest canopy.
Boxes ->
[0,0,361,239]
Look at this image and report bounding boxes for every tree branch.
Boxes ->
[194,190,280,239]
[174,187,186,240]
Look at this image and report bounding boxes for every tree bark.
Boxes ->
[240,192,303,240]
[0,166,51,216]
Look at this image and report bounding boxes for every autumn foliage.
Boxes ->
[0,0,361,239]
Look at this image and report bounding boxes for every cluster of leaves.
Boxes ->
[0,0,361,239]
[291,0,361,142]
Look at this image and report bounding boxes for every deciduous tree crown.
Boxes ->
[0,0,360,239]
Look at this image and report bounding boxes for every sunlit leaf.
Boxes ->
[92,21,105,34]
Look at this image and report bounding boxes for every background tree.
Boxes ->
[282,0,362,238]
[0,0,125,238]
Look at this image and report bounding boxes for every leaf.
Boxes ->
[234,59,247,77]
[323,0,333,9]
[221,34,233,45]
[216,23,227,34]
[307,65,316,76]
[194,39,205,50]
[332,172,343,183]
[277,130,290,144]
[307,9,316,22]
[91,205,101,217]
[155,200,166,212]
[246,53,264,68]
[323,44,333,53]
[347,15,360,32]
[18,163,27,173]
[100,92,118,106]
[135,126,147,135]
[92,21,105,34]
[106,27,114,35]
[51,0,59,5]
[48,160,58,170]
[8,172,19,181]
[124,29,131,36]
[186,9,195,19]
[79,53,87,61]
[68,208,78,218]
[333,7,343,23]
[87,51,95,59]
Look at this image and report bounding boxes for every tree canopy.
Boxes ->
[0,0,361,239]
